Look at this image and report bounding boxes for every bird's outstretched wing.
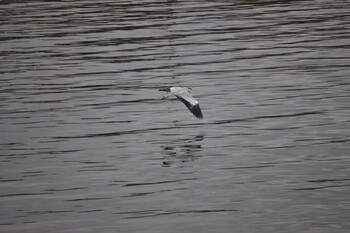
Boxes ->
[174,92,203,119]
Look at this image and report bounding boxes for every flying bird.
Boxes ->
[159,87,204,119]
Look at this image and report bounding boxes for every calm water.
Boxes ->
[1,1,350,232]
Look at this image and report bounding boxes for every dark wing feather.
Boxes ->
[176,96,204,119]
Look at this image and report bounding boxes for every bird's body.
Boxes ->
[159,87,203,119]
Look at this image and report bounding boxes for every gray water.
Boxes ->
[1,1,350,232]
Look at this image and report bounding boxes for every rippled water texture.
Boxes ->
[1,1,350,232]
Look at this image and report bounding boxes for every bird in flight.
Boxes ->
[159,87,204,119]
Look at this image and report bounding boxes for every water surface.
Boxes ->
[1,1,350,232]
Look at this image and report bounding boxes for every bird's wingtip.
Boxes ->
[191,104,204,119]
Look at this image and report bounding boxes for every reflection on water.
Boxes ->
[1,0,350,232]
[161,133,205,166]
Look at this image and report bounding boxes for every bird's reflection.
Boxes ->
[160,133,205,167]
